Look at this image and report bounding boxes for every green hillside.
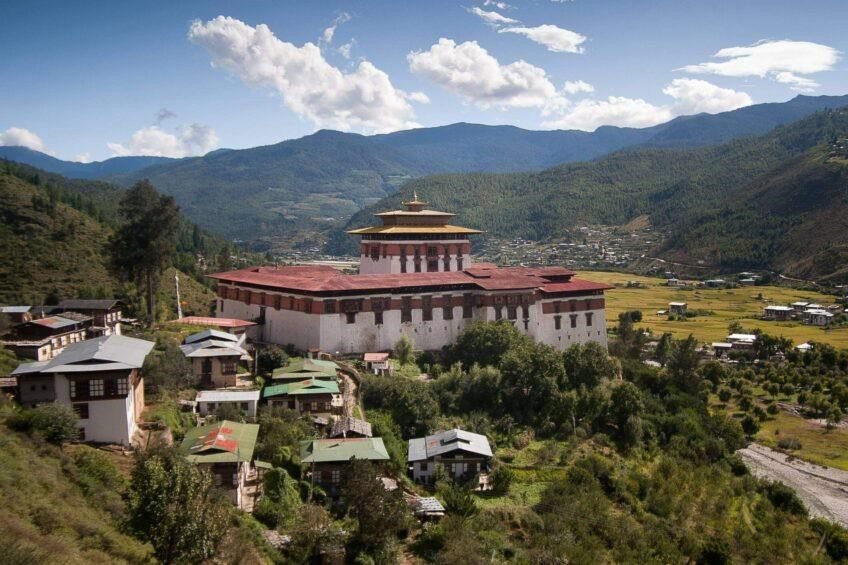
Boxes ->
[338,109,848,280]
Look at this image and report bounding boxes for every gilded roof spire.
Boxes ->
[403,191,428,212]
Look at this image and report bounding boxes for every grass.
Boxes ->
[756,410,848,471]
[581,270,848,348]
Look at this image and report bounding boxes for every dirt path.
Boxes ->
[738,443,848,527]
[339,370,360,418]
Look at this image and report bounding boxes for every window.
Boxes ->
[401,297,412,323]
[311,401,318,411]
[427,259,438,272]
[570,300,577,312]
[414,259,421,273]
[240,402,249,411]
[495,306,503,321]
[78,427,85,441]
[457,258,464,270]
[463,294,473,319]
[370,246,380,261]
[422,295,433,321]
[74,403,89,419]
[400,254,407,273]
[257,306,266,324]
[105,378,118,396]
[570,314,578,328]
[507,305,517,320]
[555,301,562,314]
[554,315,562,330]
[288,400,296,410]
[420,461,429,472]
[331,469,341,484]
[324,300,336,314]
[442,295,453,320]
[346,312,356,324]
[219,300,224,313]
[374,310,383,325]
[427,246,437,256]
[585,313,593,327]
[443,256,450,271]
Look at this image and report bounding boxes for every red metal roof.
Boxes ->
[209,264,606,296]
[172,316,256,328]
[363,352,390,362]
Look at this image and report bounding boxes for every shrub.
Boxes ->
[726,454,749,476]
[30,404,79,444]
[766,402,779,415]
[717,387,732,403]
[760,480,807,516]
[777,437,802,450]
[491,465,514,495]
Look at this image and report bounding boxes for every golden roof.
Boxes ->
[347,225,482,235]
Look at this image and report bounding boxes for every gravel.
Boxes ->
[737,443,848,527]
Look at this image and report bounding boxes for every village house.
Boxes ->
[300,437,390,495]
[791,301,810,312]
[726,333,757,349]
[796,342,813,353]
[0,305,33,324]
[711,342,733,358]
[3,315,89,360]
[271,358,340,381]
[668,302,688,316]
[262,378,342,414]
[56,299,123,336]
[210,197,611,354]
[763,305,794,321]
[804,308,834,326]
[12,334,152,445]
[408,428,493,489]
[363,352,392,375]
[181,420,259,509]
[195,388,261,419]
[181,329,251,388]
[704,279,726,288]
[171,316,257,339]
[329,416,373,439]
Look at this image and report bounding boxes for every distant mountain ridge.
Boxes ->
[3,94,848,250]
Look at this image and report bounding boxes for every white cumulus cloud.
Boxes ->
[74,152,92,163]
[484,0,513,10]
[563,80,594,94]
[107,124,219,157]
[499,24,587,54]
[408,38,565,110]
[321,12,351,45]
[544,79,751,131]
[469,6,519,26]
[662,78,752,114]
[337,39,356,59]
[0,126,52,154]
[681,39,839,92]
[189,16,419,134]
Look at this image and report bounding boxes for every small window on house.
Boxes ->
[443,256,450,271]
[570,301,577,312]
[420,461,429,472]
[401,297,412,323]
[324,301,336,314]
[74,403,89,419]
[570,314,578,328]
[427,259,438,272]
[585,313,593,326]
[422,295,433,321]
[400,255,407,273]
[288,400,296,410]
[346,312,356,324]
[442,295,453,320]
[427,246,437,256]
[30,384,36,392]
[219,300,224,313]
[457,258,464,270]
[117,378,128,395]
[331,469,341,484]
[414,259,422,273]
[240,402,249,411]
[463,294,473,319]
[374,311,383,325]
[507,305,517,320]
[89,379,104,397]
[495,307,503,321]
[554,315,562,330]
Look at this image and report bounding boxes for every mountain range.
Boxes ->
[3,94,848,252]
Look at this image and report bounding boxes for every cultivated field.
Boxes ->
[581,270,848,348]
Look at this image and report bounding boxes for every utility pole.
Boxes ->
[175,273,183,319]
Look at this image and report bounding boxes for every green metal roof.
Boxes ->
[272,358,339,380]
[263,377,340,398]
[180,420,259,464]
[300,437,390,463]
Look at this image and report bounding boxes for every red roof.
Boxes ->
[209,264,607,296]
[364,352,390,362]
[172,316,256,328]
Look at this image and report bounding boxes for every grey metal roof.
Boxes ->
[55,311,93,323]
[407,428,493,462]
[11,361,49,375]
[0,306,31,314]
[184,329,239,345]
[180,338,247,358]
[57,299,121,310]
[196,389,260,402]
[17,335,154,374]
[414,497,445,514]
[330,416,373,438]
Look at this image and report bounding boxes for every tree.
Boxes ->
[254,467,301,529]
[826,406,843,432]
[441,481,478,518]
[655,332,673,367]
[342,459,409,551]
[446,321,525,369]
[393,334,415,366]
[111,180,180,326]
[741,414,760,437]
[257,345,288,374]
[608,381,644,447]
[491,465,514,495]
[30,404,79,444]
[564,342,617,389]
[125,449,228,563]
[718,387,732,403]
[667,335,701,394]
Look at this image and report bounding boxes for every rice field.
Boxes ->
[580,270,848,349]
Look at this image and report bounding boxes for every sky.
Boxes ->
[1,0,846,162]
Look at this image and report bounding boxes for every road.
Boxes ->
[738,443,848,527]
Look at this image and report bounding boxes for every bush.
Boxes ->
[258,345,288,374]
[777,437,802,450]
[30,404,79,444]
[760,480,807,516]
[726,454,749,476]
[717,387,732,403]
[766,402,779,415]
[491,465,514,495]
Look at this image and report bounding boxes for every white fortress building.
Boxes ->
[211,195,611,354]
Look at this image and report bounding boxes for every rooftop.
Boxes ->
[300,437,389,463]
[184,329,240,345]
[363,352,390,363]
[272,358,339,380]
[196,389,261,402]
[263,377,340,398]
[57,299,121,311]
[12,334,154,375]
[408,428,493,462]
[171,316,257,328]
[29,316,82,330]
[330,416,373,438]
[0,306,31,314]
[181,420,259,464]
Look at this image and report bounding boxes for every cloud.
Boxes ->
[406,91,431,104]
[544,79,751,131]
[74,152,92,163]
[681,39,839,91]
[107,123,219,157]
[408,38,565,110]
[483,0,513,9]
[662,78,751,114]
[469,6,519,26]
[321,12,351,45]
[156,108,177,124]
[499,24,587,53]
[0,126,52,154]
[337,39,356,60]
[563,80,594,94]
[189,16,419,134]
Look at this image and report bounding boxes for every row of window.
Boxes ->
[204,401,250,412]
[69,377,129,400]
[399,256,464,273]
[553,313,593,330]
